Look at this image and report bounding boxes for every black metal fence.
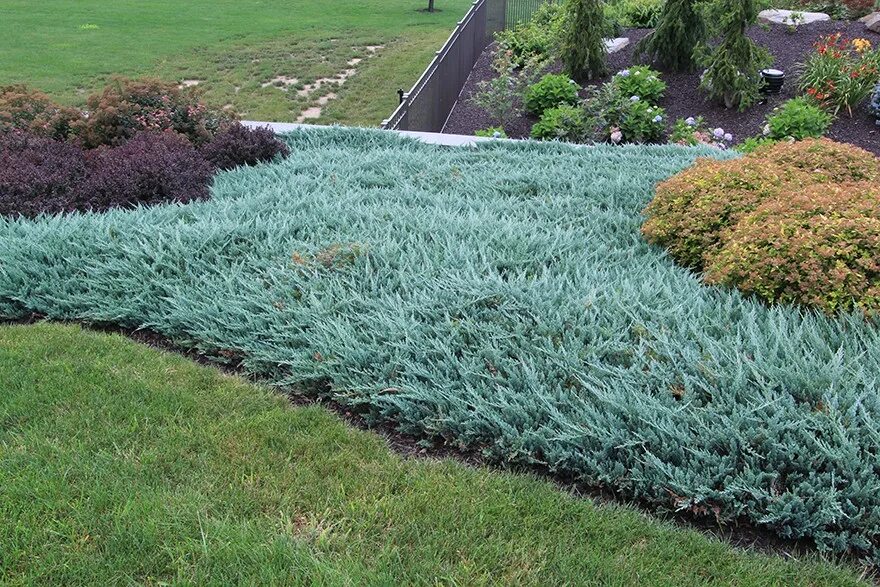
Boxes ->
[381,0,546,133]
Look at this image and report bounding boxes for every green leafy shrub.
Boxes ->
[642,139,880,269]
[635,0,705,71]
[698,0,772,110]
[706,182,880,314]
[562,0,608,81]
[475,126,508,138]
[530,104,586,141]
[735,136,777,153]
[616,100,666,143]
[798,34,880,116]
[524,74,581,116]
[611,66,667,104]
[75,77,232,148]
[606,0,665,27]
[0,85,81,140]
[495,1,567,65]
[764,97,832,140]
[472,51,547,129]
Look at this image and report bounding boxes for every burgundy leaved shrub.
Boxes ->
[75,77,233,148]
[0,85,82,140]
[201,123,289,171]
[77,131,213,210]
[0,132,86,218]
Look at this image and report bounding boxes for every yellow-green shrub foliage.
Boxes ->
[643,139,880,313]
[706,183,880,314]
[642,139,880,270]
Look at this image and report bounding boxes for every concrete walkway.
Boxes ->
[242,120,499,147]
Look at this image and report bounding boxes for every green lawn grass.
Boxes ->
[0,322,868,586]
[0,0,470,124]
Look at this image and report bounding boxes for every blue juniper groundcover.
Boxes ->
[2,128,878,562]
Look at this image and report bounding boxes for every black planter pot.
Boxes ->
[761,69,785,95]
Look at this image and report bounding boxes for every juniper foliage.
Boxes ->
[1,128,880,562]
[698,0,771,110]
[635,0,705,71]
[562,0,608,81]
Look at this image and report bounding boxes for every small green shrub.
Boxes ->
[530,104,587,141]
[616,99,665,143]
[705,182,880,315]
[642,139,880,269]
[524,74,581,116]
[735,136,777,153]
[606,0,665,27]
[611,66,667,104]
[475,127,508,138]
[472,51,547,129]
[495,1,567,65]
[764,97,832,140]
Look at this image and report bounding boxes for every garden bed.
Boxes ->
[4,127,880,564]
[443,21,880,153]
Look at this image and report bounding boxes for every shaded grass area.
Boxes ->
[0,322,868,585]
[2,128,880,560]
[0,0,470,125]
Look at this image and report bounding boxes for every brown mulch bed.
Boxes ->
[443,20,880,154]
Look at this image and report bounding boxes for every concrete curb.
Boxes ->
[241,121,502,147]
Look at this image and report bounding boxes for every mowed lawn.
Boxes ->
[0,0,472,124]
[0,323,868,586]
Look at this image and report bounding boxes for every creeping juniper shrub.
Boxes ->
[6,128,880,561]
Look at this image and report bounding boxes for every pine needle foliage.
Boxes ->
[698,0,771,110]
[635,0,705,72]
[2,128,880,562]
[562,0,608,81]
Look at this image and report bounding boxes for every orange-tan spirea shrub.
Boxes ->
[642,139,880,314]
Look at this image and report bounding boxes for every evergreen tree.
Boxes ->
[698,0,771,110]
[635,0,705,72]
[562,0,608,82]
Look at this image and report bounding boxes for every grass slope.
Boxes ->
[0,0,471,124]
[0,322,867,585]
[1,128,879,561]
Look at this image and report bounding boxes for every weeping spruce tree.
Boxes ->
[562,0,607,81]
[698,0,771,110]
[635,0,705,71]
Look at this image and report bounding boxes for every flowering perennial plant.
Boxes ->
[798,34,880,116]
[669,116,733,148]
